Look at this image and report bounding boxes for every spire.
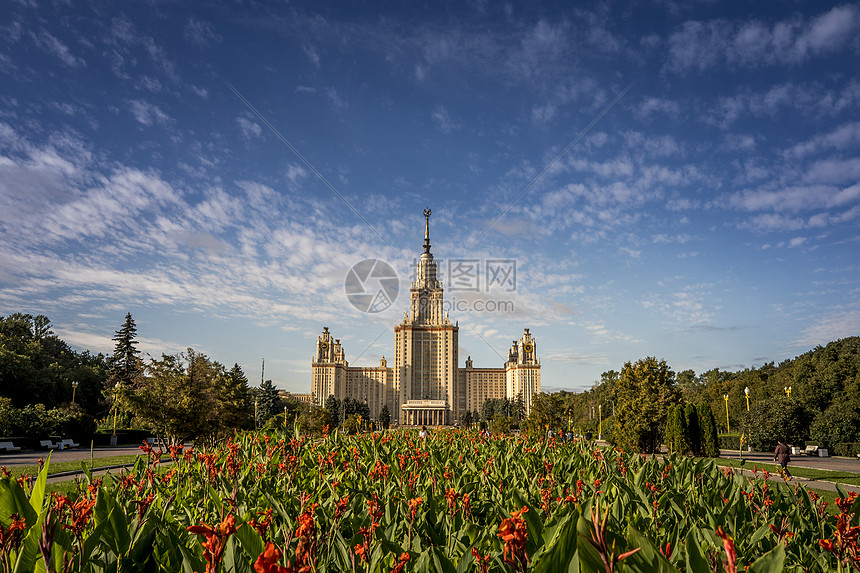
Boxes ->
[423,208,432,253]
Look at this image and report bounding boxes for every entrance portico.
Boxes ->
[402,399,448,426]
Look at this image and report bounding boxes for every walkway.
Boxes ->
[0,445,143,469]
[716,449,859,493]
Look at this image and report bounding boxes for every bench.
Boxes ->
[805,445,819,456]
[39,440,59,450]
[60,439,80,449]
[0,441,21,453]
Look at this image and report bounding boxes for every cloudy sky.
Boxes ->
[1,1,859,393]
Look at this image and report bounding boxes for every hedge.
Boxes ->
[718,433,741,450]
[832,442,860,457]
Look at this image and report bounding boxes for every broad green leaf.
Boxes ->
[747,542,785,573]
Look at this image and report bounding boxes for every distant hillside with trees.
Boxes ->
[524,337,860,455]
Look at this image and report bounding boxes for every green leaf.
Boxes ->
[684,529,709,573]
[0,478,37,529]
[532,510,580,573]
[622,524,679,573]
[234,521,265,563]
[747,542,785,573]
[28,452,51,517]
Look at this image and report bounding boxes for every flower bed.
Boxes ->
[1,429,858,571]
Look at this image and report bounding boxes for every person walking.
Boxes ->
[774,439,792,480]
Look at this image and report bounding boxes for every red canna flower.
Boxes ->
[249,509,274,538]
[408,497,423,520]
[187,514,238,573]
[471,547,490,573]
[498,506,530,572]
[390,552,410,573]
[715,526,737,573]
[254,542,294,573]
[0,513,26,554]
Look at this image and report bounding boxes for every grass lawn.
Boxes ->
[711,457,860,488]
[5,454,142,479]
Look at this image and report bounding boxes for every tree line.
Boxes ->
[0,312,333,444]
[526,338,860,454]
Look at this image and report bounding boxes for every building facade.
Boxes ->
[311,210,540,425]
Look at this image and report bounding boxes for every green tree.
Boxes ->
[297,403,332,437]
[523,392,565,435]
[378,404,391,429]
[123,349,237,445]
[697,401,720,457]
[743,398,812,451]
[220,364,252,430]
[684,402,701,455]
[615,357,679,453]
[480,398,495,423]
[256,380,281,423]
[810,402,860,450]
[665,404,690,454]
[325,395,341,427]
[459,410,473,427]
[109,313,141,388]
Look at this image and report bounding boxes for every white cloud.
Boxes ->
[431,106,461,133]
[326,88,347,110]
[31,29,86,68]
[799,305,860,347]
[237,116,263,140]
[303,44,320,67]
[788,122,860,157]
[667,5,860,73]
[128,99,170,126]
[184,18,220,48]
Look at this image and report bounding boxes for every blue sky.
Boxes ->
[1,1,859,393]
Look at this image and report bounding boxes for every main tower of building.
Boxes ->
[310,209,540,426]
[395,209,459,425]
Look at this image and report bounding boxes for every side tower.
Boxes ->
[395,209,459,425]
[506,328,541,416]
[311,327,347,406]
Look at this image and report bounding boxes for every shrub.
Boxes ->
[719,434,741,450]
[809,402,860,450]
[832,442,860,457]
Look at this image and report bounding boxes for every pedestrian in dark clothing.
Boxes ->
[774,440,792,479]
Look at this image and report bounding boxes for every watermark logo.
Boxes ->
[345,259,400,313]
[410,258,518,293]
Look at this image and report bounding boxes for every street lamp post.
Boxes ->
[71,380,78,405]
[284,405,288,433]
[744,387,750,411]
[723,394,730,434]
[598,404,602,441]
[784,386,792,398]
[254,399,258,430]
[111,382,120,446]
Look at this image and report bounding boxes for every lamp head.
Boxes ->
[744,387,749,395]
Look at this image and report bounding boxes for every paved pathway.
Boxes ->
[0,445,143,469]
[715,449,860,493]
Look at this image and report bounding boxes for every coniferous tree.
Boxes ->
[685,402,702,455]
[697,401,720,457]
[324,395,341,427]
[256,380,280,423]
[481,399,496,423]
[220,364,252,429]
[378,404,390,429]
[109,313,141,387]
